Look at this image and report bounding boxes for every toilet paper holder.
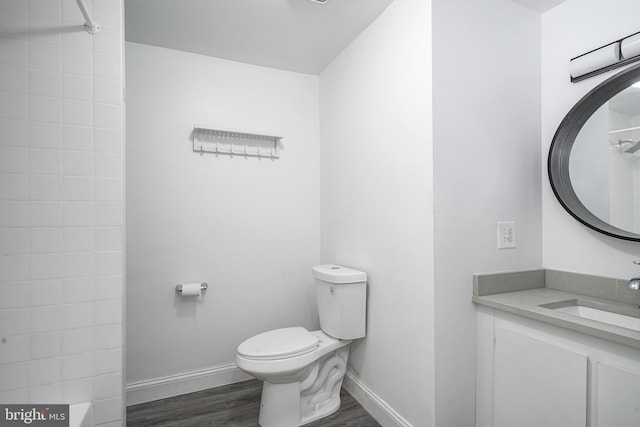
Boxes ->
[175,282,208,293]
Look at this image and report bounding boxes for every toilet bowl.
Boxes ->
[236,328,351,426]
[235,264,367,427]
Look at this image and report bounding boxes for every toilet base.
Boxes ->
[256,347,349,427]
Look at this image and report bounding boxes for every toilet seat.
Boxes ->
[237,327,319,361]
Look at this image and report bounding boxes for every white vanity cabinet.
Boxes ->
[476,306,640,427]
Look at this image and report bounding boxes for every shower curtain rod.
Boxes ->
[75,0,101,34]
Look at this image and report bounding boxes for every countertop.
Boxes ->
[473,269,640,350]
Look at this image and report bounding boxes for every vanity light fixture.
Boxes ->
[570,31,640,83]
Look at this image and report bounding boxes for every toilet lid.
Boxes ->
[237,327,319,360]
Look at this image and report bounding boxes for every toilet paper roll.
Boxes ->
[180,282,202,297]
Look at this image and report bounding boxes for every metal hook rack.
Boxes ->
[193,126,282,159]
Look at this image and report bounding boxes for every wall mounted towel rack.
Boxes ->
[193,126,282,159]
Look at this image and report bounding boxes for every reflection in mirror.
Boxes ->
[570,83,640,234]
[548,62,640,241]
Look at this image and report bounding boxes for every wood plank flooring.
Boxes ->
[127,379,381,427]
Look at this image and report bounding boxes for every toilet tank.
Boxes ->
[313,264,367,340]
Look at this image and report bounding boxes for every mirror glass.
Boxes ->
[569,83,640,234]
[548,62,640,241]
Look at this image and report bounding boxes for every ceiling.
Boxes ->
[125,0,567,75]
[509,0,566,13]
[125,0,395,75]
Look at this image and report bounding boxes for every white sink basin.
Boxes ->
[540,300,640,332]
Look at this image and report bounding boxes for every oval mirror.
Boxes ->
[549,62,640,241]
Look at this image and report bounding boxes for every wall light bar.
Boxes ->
[570,30,640,83]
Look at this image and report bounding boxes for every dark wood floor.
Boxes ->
[127,379,381,427]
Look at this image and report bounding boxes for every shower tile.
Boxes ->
[94,78,120,105]
[93,129,121,153]
[0,92,28,120]
[30,148,62,175]
[0,362,29,391]
[62,352,93,380]
[0,201,29,227]
[30,331,61,359]
[93,54,120,81]
[94,103,121,129]
[28,0,61,20]
[0,334,29,364]
[93,29,120,56]
[63,277,94,303]
[93,348,121,375]
[94,202,121,226]
[63,99,92,126]
[62,49,92,76]
[29,356,63,386]
[30,279,63,306]
[31,201,63,227]
[30,175,63,200]
[30,253,62,280]
[93,324,121,350]
[0,147,28,174]
[95,227,121,251]
[63,252,94,277]
[63,227,94,252]
[30,382,63,403]
[93,372,121,400]
[63,202,94,226]
[29,95,61,123]
[0,38,28,66]
[94,153,121,178]
[0,64,28,93]
[0,174,28,200]
[63,150,93,176]
[63,176,93,201]
[63,125,93,151]
[94,276,122,300]
[63,74,92,101]
[31,228,62,253]
[93,396,122,425]
[62,327,93,354]
[30,305,62,333]
[29,42,61,72]
[63,377,92,403]
[27,15,61,45]
[29,69,61,97]
[62,28,91,52]
[0,282,29,309]
[0,227,29,254]
[94,300,121,325]
[0,308,29,336]
[94,178,121,202]
[63,302,94,329]
[94,251,122,276]
[30,122,62,149]
[0,254,29,281]
[0,119,29,147]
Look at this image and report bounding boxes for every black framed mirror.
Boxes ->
[548,62,640,241]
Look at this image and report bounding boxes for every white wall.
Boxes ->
[432,0,542,425]
[125,43,321,384]
[319,0,435,425]
[542,0,640,277]
[0,0,125,425]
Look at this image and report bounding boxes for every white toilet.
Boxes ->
[235,264,367,427]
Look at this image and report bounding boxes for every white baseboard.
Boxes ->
[126,363,253,406]
[343,370,414,427]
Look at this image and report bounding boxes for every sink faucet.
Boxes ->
[630,261,640,293]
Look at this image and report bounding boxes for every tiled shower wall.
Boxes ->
[0,0,124,425]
